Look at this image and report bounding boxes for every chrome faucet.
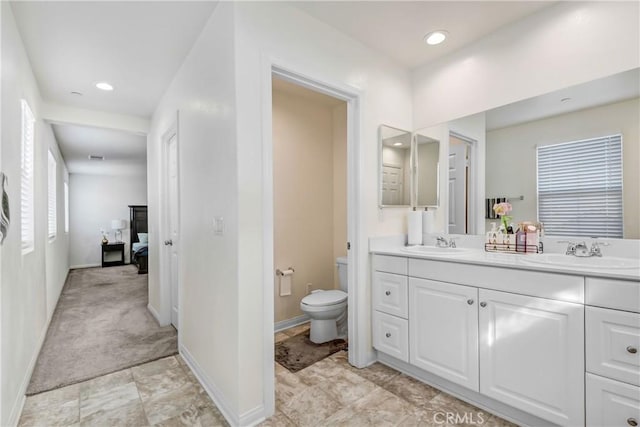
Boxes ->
[562,240,610,257]
[435,236,457,248]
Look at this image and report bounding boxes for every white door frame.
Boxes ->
[448,131,478,235]
[160,121,181,335]
[261,58,363,418]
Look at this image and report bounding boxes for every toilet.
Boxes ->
[300,256,348,344]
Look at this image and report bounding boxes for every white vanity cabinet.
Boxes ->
[371,254,587,426]
[478,289,585,426]
[585,277,640,427]
[409,277,479,391]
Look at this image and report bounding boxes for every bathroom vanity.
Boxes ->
[369,242,640,427]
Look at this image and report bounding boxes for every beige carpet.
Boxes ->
[26,265,177,395]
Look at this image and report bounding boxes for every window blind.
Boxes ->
[537,134,623,238]
[48,150,57,239]
[64,181,69,233]
[21,100,35,252]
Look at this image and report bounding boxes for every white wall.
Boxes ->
[68,174,147,268]
[234,2,413,419]
[412,1,640,129]
[148,1,241,421]
[486,98,640,238]
[1,3,70,425]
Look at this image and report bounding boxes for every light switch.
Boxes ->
[213,217,224,236]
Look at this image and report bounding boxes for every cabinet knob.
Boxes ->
[627,418,637,426]
[467,299,474,305]
[480,302,487,308]
[627,346,638,354]
[385,291,391,296]
[385,332,391,338]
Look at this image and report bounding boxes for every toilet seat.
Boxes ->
[301,290,347,307]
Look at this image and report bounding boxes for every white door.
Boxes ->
[382,165,403,205]
[479,289,584,426]
[166,133,180,329]
[448,141,466,233]
[409,277,479,391]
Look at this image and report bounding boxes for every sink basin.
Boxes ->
[401,246,473,256]
[520,253,640,270]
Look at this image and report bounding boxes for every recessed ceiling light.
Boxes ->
[393,142,403,146]
[70,91,83,96]
[424,30,448,45]
[96,82,114,91]
[561,97,572,103]
[88,155,104,161]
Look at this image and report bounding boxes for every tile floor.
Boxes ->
[264,323,517,427]
[20,322,517,427]
[18,356,228,427]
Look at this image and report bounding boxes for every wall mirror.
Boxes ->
[379,125,412,207]
[435,67,639,238]
[414,133,439,208]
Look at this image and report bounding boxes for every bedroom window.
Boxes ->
[64,181,69,233]
[48,149,57,240]
[21,100,35,253]
[537,134,623,238]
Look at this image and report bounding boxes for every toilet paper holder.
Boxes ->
[276,267,295,276]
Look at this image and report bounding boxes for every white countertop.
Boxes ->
[370,236,640,281]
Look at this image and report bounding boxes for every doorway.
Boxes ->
[162,127,180,329]
[448,132,476,234]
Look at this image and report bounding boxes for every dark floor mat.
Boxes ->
[275,331,348,372]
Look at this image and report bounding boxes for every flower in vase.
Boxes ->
[493,202,513,232]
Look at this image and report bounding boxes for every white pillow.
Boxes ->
[138,233,148,243]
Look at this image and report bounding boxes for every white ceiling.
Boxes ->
[291,1,554,69]
[11,1,218,118]
[53,124,146,176]
[486,68,640,131]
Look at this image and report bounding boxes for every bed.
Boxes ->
[129,205,148,274]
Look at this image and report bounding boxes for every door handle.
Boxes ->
[164,240,173,246]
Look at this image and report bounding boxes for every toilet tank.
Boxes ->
[336,256,348,292]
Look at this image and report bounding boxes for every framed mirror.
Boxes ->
[379,125,412,207]
[414,133,440,208]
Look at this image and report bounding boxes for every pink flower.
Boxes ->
[493,202,512,216]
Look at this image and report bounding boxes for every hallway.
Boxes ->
[27,266,177,395]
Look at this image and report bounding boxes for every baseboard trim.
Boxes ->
[274,314,309,333]
[7,315,51,426]
[239,404,266,426]
[147,303,163,325]
[179,345,239,426]
[70,263,100,269]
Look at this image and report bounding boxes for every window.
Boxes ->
[48,149,57,239]
[537,134,623,238]
[21,100,35,252]
[64,181,69,233]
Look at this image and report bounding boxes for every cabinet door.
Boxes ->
[373,272,408,318]
[409,278,479,391]
[586,373,640,427]
[479,289,584,426]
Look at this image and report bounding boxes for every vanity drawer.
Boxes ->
[373,255,407,275]
[373,272,408,318]
[373,311,409,362]
[586,373,640,427]
[586,277,640,313]
[587,306,640,386]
